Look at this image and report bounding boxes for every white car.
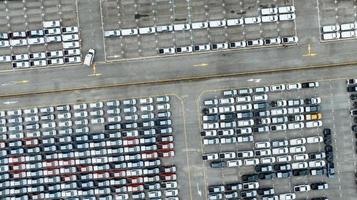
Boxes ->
[260,157,276,164]
[138,27,155,34]
[223,89,237,96]
[281,36,298,44]
[242,182,260,190]
[219,98,235,105]
[237,119,254,127]
[43,20,60,28]
[261,7,278,15]
[261,15,278,23]
[202,123,219,130]
[244,17,261,24]
[293,154,309,161]
[270,124,287,131]
[236,127,252,134]
[305,120,322,128]
[211,42,228,50]
[246,39,263,47]
[121,28,138,36]
[64,56,81,64]
[236,96,251,103]
[209,20,226,28]
[292,162,308,169]
[202,153,219,161]
[155,25,173,32]
[10,39,28,46]
[0,40,10,47]
[279,193,296,200]
[270,108,287,116]
[173,24,191,31]
[219,152,236,159]
[276,155,292,163]
[255,141,271,149]
[235,104,252,111]
[194,44,211,52]
[176,46,193,53]
[287,99,304,106]
[255,149,271,156]
[294,185,311,192]
[340,31,354,38]
[27,37,45,45]
[0,55,11,62]
[62,26,79,34]
[287,107,304,114]
[62,34,79,41]
[290,138,306,146]
[270,84,286,92]
[264,37,281,45]
[227,160,243,167]
[279,13,296,21]
[104,30,120,37]
[12,61,30,68]
[63,41,80,49]
[340,23,355,31]
[289,146,306,154]
[322,32,340,40]
[203,99,219,106]
[229,41,246,48]
[272,147,289,155]
[287,122,304,130]
[219,106,235,113]
[322,24,340,33]
[252,94,268,101]
[226,18,244,26]
[286,83,302,90]
[158,47,175,54]
[308,160,326,168]
[278,6,295,14]
[244,158,260,166]
[191,22,209,29]
[306,136,323,144]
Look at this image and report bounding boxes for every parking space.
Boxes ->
[0,0,80,70]
[318,0,357,41]
[101,0,298,61]
[0,95,188,199]
[198,81,348,200]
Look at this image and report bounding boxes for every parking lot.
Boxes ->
[101,0,297,61]
[0,95,190,199]
[0,0,80,70]
[199,80,356,200]
[318,0,357,41]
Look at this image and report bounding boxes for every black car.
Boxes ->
[354,117,357,123]
[258,172,275,180]
[311,197,328,200]
[242,174,258,182]
[353,102,357,108]
[202,108,209,115]
[323,135,332,145]
[347,86,357,92]
[327,162,335,177]
[351,110,357,116]
[352,125,357,132]
[323,128,331,137]
[325,145,333,153]
[292,169,309,176]
[326,151,333,162]
[310,182,328,190]
[210,161,226,168]
[351,94,357,100]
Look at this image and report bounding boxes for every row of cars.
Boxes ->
[0,20,81,69]
[158,36,298,55]
[321,23,357,40]
[104,5,296,38]
[208,180,328,200]
[347,79,357,155]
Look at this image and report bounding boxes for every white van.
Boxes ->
[84,49,95,67]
